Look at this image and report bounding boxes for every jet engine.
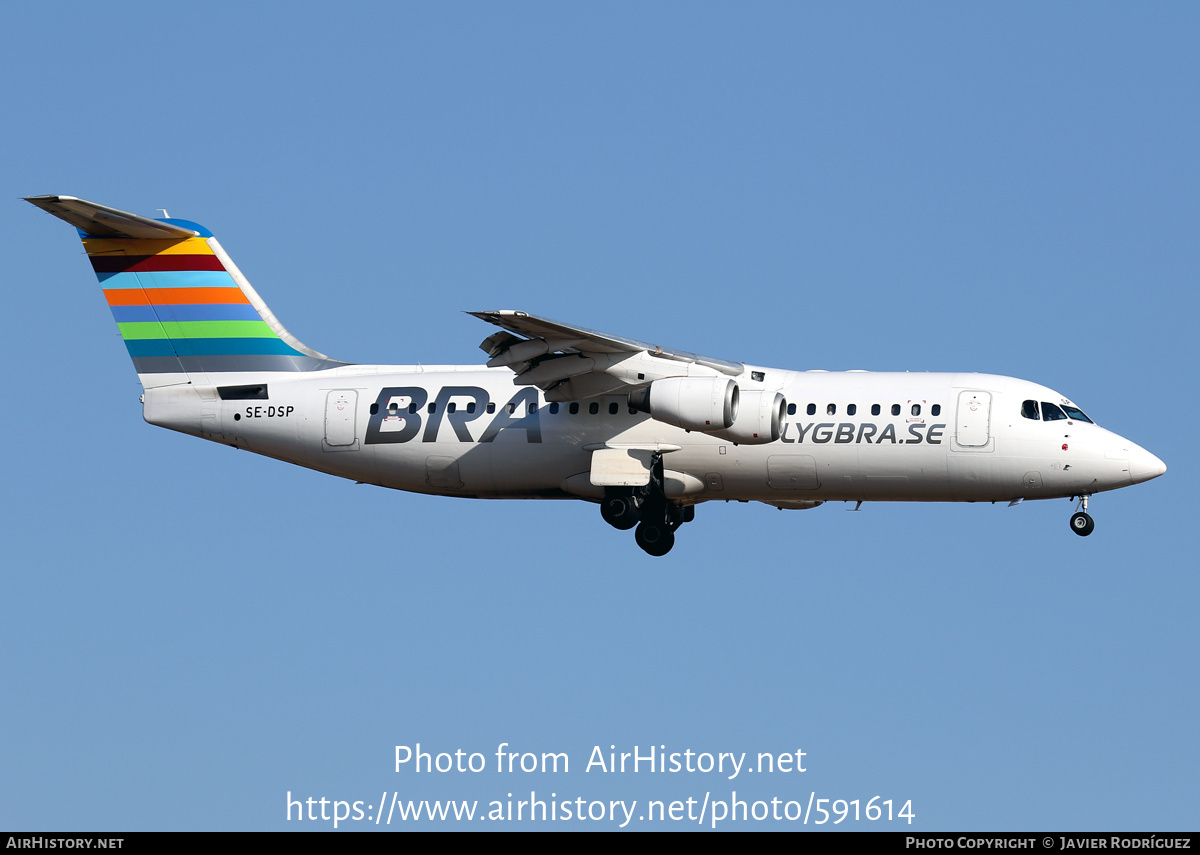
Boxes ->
[630,377,738,431]
[710,390,786,444]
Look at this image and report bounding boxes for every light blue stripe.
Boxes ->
[98,270,237,288]
[110,304,263,323]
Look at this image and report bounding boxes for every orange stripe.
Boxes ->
[104,287,250,306]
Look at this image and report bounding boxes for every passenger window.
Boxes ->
[806,403,816,416]
[466,402,476,414]
[528,403,537,415]
[549,403,559,414]
[931,404,941,416]
[847,404,857,416]
[506,403,516,414]
[1041,402,1067,421]
[427,403,436,414]
[447,402,456,413]
[826,404,836,415]
[486,402,495,414]
[1021,400,1039,420]
[609,402,619,415]
[569,402,579,415]
[787,403,796,416]
[891,404,901,416]
[370,403,379,415]
[589,402,599,415]
[912,404,921,416]
[408,403,418,414]
[871,404,881,416]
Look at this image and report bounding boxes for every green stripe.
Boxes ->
[117,320,281,340]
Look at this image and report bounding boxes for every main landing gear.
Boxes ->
[1069,495,1095,537]
[599,454,693,557]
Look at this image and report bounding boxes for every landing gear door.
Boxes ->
[590,448,654,487]
[953,390,993,451]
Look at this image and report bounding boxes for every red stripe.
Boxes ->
[89,254,226,273]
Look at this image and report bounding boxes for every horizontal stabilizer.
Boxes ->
[25,195,200,239]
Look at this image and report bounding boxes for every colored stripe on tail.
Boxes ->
[26,196,346,385]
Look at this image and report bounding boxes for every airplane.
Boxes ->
[27,195,1166,556]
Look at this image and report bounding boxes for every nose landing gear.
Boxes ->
[1070,495,1095,537]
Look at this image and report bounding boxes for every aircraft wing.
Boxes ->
[469,310,744,401]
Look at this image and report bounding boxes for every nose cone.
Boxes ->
[1129,445,1167,484]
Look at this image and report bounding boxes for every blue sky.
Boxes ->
[3,2,1196,830]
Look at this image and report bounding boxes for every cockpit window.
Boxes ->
[1061,405,1093,424]
[1021,400,1039,420]
[1041,402,1067,421]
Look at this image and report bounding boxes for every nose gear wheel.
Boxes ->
[1069,495,1095,537]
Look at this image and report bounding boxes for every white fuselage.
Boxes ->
[141,363,1162,507]
[26,194,1165,553]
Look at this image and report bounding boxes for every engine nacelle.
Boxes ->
[632,377,739,431]
[710,390,785,444]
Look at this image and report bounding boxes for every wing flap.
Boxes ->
[469,310,744,400]
[469,311,743,375]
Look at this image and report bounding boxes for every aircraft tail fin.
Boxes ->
[26,195,346,388]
